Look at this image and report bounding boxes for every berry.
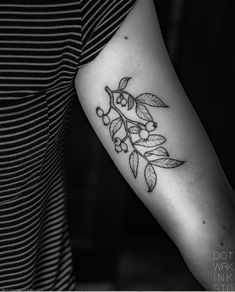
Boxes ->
[116,96,121,104]
[145,121,157,132]
[115,145,122,153]
[121,98,127,106]
[121,142,128,152]
[114,137,121,146]
[102,115,110,126]
[139,129,149,140]
[96,107,104,117]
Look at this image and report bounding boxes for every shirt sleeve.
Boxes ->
[79,0,137,67]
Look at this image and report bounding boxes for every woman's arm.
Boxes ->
[75,0,235,289]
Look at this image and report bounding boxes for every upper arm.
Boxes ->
[75,0,235,287]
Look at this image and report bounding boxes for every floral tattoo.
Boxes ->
[96,77,185,192]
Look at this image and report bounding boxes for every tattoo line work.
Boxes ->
[96,77,185,192]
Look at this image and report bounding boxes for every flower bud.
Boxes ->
[121,98,127,106]
[139,129,149,140]
[145,121,157,132]
[102,115,110,126]
[121,142,128,152]
[116,96,121,104]
[115,145,122,153]
[96,107,104,117]
[114,137,121,146]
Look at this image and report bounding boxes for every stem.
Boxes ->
[105,107,111,115]
[105,86,150,162]
[105,87,145,127]
[122,134,128,143]
[112,89,130,96]
[126,119,145,128]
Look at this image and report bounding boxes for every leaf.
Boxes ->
[151,158,184,168]
[135,134,166,147]
[145,146,169,157]
[128,126,140,134]
[129,151,139,178]
[136,93,168,107]
[109,117,122,139]
[136,103,152,121]
[118,77,131,90]
[144,163,157,192]
[127,94,135,110]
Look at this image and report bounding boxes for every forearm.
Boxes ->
[76,60,235,290]
[163,168,235,290]
[77,69,235,290]
[75,0,235,289]
[181,210,235,291]
[143,151,235,290]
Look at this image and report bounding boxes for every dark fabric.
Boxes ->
[0,0,136,290]
[79,0,137,66]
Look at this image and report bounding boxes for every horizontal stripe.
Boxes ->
[0,0,136,290]
[0,2,79,8]
[0,17,81,23]
[0,9,80,16]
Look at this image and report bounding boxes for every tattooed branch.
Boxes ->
[96,77,185,192]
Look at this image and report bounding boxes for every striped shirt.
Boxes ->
[0,0,136,290]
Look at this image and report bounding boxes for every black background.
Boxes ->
[64,0,235,290]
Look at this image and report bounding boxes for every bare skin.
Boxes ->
[75,0,235,289]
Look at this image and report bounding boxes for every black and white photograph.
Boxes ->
[0,0,234,290]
